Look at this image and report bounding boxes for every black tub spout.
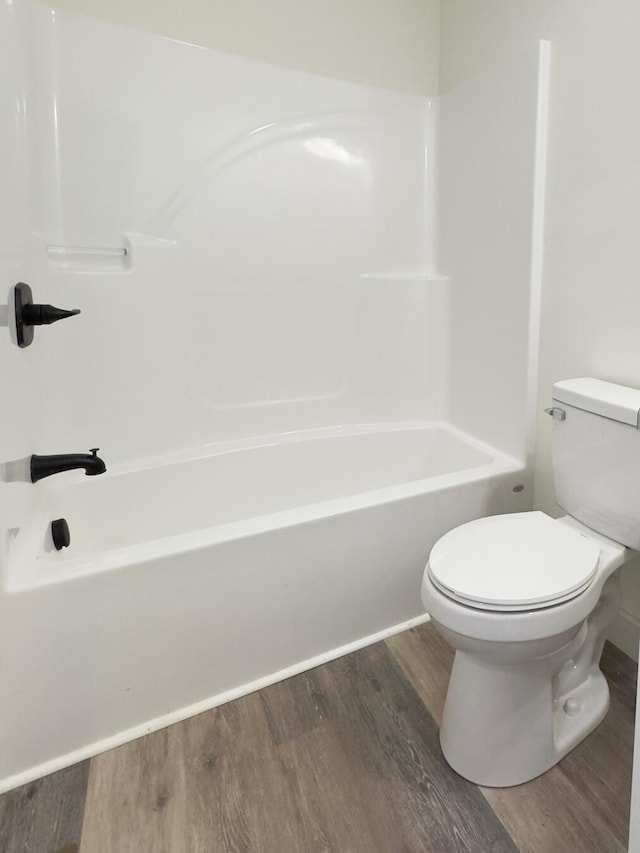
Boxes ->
[30,448,106,483]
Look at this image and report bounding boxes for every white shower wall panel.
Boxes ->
[0,0,42,562]
[31,7,434,251]
[440,44,549,463]
[0,2,30,265]
[22,2,441,463]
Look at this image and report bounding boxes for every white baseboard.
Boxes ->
[607,608,640,662]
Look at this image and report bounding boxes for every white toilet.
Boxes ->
[421,377,640,787]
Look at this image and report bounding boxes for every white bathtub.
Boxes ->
[0,423,529,792]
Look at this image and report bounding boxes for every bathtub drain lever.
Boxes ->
[51,518,71,550]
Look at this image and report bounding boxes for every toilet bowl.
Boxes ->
[422,378,640,787]
[422,512,629,786]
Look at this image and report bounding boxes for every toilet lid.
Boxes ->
[428,512,601,612]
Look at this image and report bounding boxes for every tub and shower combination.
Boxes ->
[0,1,546,791]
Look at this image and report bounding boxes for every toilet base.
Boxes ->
[439,650,610,787]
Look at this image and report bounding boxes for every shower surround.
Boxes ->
[0,0,548,790]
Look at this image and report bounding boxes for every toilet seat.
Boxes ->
[428,511,601,612]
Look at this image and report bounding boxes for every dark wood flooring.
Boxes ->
[0,622,636,853]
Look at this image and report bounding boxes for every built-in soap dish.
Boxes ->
[47,245,129,272]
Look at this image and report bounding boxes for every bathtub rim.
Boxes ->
[5,421,526,592]
[70,419,500,477]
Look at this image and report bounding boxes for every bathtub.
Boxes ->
[0,422,529,792]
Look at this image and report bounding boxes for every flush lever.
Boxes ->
[544,407,566,422]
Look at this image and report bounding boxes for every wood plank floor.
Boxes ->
[0,621,635,853]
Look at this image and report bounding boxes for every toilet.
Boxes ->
[421,378,640,787]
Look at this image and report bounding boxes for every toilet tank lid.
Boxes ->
[553,378,640,428]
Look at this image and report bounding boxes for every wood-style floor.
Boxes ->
[0,622,635,853]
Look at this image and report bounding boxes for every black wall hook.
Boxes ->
[14,282,81,348]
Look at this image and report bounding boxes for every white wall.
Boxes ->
[49,0,441,96]
[440,0,640,661]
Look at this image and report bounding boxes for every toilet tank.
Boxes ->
[550,378,640,549]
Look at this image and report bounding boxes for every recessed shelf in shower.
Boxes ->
[47,245,129,273]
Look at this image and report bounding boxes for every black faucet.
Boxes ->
[30,448,106,483]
